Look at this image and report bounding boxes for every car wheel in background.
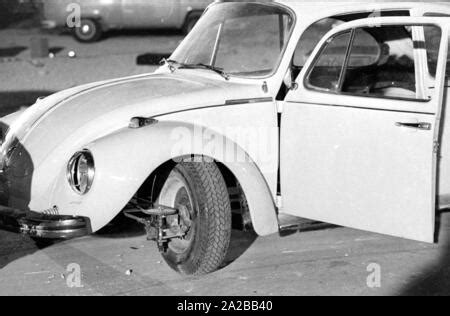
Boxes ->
[158,162,232,275]
[73,19,103,43]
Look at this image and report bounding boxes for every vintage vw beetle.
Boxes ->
[2,1,450,275]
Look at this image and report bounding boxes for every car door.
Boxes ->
[121,0,179,28]
[281,17,449,242]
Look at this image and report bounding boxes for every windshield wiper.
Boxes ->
[178,63,230,81]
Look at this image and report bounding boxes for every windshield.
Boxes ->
[170,2,295,78]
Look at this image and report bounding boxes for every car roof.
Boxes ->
[275,1,450,14]
[211,1,450,29]
[270,1,450,28]
[213,1,450,16]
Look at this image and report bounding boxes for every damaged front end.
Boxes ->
[0,206,91,239]
[0,130,92,240]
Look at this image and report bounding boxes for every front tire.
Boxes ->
[158,162,232,275]
[73,19,103,43]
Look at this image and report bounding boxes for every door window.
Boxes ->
[342,26,416,99]
[307,31,351,92]
[305,25,442,101]
[293,11,410,68]
[293,18,344,67]
[424,25,442,77]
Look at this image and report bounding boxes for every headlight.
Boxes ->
[67,150,95,195]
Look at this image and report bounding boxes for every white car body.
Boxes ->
[1,1,450,245]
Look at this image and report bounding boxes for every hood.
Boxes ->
[2,72,266,174]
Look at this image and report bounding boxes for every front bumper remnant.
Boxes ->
[0,206,91,239]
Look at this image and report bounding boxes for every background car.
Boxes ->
[40,0,214,42]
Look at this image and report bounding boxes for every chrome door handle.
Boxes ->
[395,122,432,130]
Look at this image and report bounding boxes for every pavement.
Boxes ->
[0,211,449,296]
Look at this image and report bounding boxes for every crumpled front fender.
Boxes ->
[50,121,279,236]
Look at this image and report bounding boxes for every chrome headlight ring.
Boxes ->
[67,150,95,195]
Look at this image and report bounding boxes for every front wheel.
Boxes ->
[158,162,232,275]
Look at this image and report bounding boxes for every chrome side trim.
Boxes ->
[225,97,274,105]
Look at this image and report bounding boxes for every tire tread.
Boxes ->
[181,162,231,275]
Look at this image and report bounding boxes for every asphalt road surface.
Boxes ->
[0,211,449,296]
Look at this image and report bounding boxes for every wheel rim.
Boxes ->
[158,170,195,253]
[76,21,96,41]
